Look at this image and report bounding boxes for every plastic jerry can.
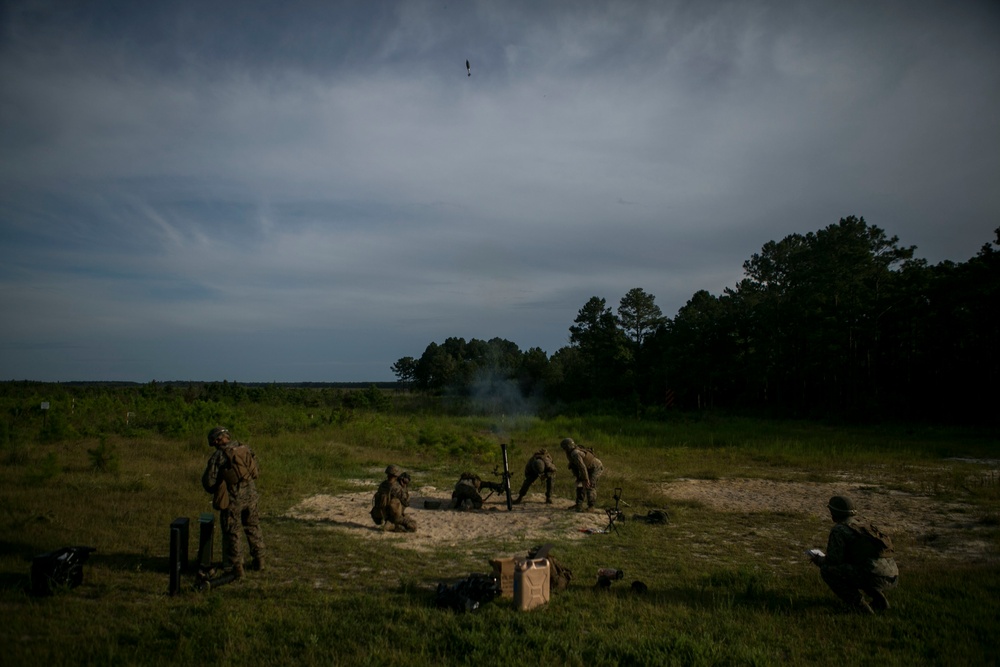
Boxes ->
[513,557,550,611]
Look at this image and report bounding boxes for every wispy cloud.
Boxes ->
[2,0,998,381]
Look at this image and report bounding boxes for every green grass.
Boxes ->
[1,415,998,666]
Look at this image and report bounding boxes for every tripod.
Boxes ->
[604,488,628,535]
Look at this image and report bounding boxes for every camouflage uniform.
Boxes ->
[451,473,499,510]
[820,517,899,611]
[372,467,416,532]
[814,496,898,613]
[562,438,604,511]
[514,449,557,504]
[202,429,265,573]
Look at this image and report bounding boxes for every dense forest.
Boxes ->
[393,217,999,424]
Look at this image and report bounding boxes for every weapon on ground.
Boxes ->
[604,487,628,535]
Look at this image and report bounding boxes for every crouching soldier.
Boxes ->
[513,449,557,504]
[451,472,504,510]
[810,495,898,614]
[371,465,417,532]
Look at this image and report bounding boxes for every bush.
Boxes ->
[87,436,120,474]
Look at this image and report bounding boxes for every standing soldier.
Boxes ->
[371,465,417,532]
[809,495,899,614]
[561,438,604,512]
[202,426,265,577]
[513,449,557,504]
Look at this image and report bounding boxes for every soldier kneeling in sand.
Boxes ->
[451,472,504,510]
[371,465,417,532]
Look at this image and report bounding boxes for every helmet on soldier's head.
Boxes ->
[385,464,402,477]
[207,427,229,446]
[827,495,857,519]
[560,438,576,451]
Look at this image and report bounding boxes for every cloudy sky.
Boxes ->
[1,1,998,383]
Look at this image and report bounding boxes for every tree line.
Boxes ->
[393,216,999,423]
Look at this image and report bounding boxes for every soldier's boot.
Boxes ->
[232,563,245,579]
[852,600,874,615]
[250,556,264,572]
[513,495,523,505]
[545,496,553,504]
[870,590,889,611]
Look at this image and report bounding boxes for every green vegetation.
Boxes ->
[1,384,998,665]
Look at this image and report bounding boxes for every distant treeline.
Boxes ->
[393,216,1000,424]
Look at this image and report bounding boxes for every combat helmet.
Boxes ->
[207,427,229,446]
[827,495,857,519]
[560,438,576,451]
[385,464,402,478]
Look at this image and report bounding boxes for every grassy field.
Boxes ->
[1,413,998,666]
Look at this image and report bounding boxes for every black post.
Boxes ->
[169,517,190,595]
[197,513,214,570]
[501,443,513,511]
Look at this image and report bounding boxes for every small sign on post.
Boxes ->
[41,402,49,428]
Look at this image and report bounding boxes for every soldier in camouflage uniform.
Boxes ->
[810,495,899,614]
[371,465,417,532]
[513,449,557,504]
[201,427,265,577]
[561,438,604,512]
[451,472,504,510]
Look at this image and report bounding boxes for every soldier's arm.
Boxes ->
[572,452,590,485]
[821,525,851,572]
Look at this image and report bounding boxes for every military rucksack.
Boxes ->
[212,444,258,510]
[221,444,259,486]
[851,521,894,559]
[370,482,391,525]
[578,447,598,467]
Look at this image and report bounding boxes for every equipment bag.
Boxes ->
[852,521,894,559]
[221,444,259,486]
[212,482,230,511]
[31,546,96,596]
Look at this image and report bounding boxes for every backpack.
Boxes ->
[642,509,669,525]
[527,544,573,592]
[851,521,894,559]
[370,481,392,525]
[435,573,501,613]
[212,444,258,510]
[221,444,259,486]
[579,447,599,467]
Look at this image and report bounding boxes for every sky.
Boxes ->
[1,0,998,383]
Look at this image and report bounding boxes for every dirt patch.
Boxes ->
[654,477,995,564]
[287,481,608,553]
[286,474,996,564]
